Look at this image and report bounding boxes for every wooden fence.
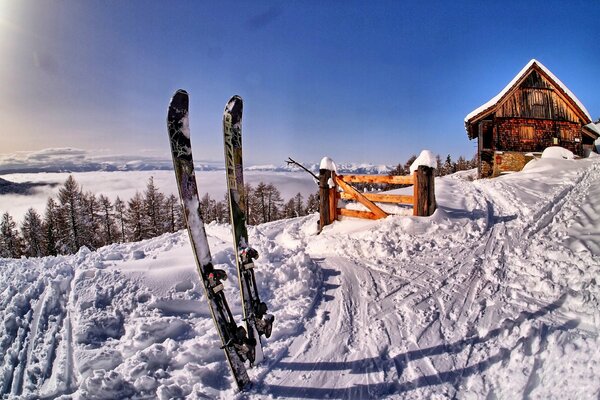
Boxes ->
[319,166,436,231]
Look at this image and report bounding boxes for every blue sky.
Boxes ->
[1,0,598,165]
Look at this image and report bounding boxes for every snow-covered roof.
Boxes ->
[583,121,600,136]
[465,59,592,123]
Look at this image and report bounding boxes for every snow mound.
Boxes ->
[541,146,575,160]
[409,149,437,173]
[319,156,337,172]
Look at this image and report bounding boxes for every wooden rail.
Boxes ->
[318,166,436,232]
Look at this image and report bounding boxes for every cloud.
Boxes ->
[0,148,178,174]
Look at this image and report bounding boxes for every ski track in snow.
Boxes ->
[1,158,599,399]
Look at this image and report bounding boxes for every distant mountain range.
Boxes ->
[0,150,393,175]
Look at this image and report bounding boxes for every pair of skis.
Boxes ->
[167,90,274,390]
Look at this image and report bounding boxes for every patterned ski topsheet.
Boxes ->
[168,89,250,390]
[223,96,266,363]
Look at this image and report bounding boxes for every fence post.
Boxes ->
[329,171,338,223]
[319,168,332,232]
[414,165,436,217]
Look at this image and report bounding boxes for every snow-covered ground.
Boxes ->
[1,157,599,399]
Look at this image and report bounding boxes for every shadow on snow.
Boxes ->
[263,293,578,399]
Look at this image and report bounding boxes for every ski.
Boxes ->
[223,95,274,365]
[167,89,253,391]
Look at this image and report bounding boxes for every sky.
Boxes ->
[0,0,599,166]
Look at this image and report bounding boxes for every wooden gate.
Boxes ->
[319,166,436,231]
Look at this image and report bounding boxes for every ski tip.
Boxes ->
[225,95,243,116]
[169,89,189,110]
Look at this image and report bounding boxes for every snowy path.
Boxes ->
[256,158,600,399]
[264,256,395,398]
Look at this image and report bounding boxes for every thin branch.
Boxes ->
[286,157,319,182]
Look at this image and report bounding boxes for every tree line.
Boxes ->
[0,176,319,259]
[389,153,478,177]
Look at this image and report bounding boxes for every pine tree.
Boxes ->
[126,192,145,242]
[21,208,44,258]
[58,175,83,253]
[435,154,443,177]
[200,193,215,223]
[244,183,254,225]
[213,199,228,223]
[98,195,117,247]
[293,193,305,217]
[0,212,22,258]
[164,194,182,233]
[253,182,269,224]
[42,198,60,256]
[283,198,296,219]
[265,183,283,222]
[81,191,101,250]
[444,155,454,175]
[221,193,230,224]
[144,177,165,237]
[403,155,418,174]
[306,193,319,214]
[456,156,468,172]
[114,196,126,243]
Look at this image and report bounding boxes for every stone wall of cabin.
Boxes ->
[491,151,537,177]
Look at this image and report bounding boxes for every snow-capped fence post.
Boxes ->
[318,157,337,232]
[413,165,436,216]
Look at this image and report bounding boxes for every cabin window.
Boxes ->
[520,126,534,142]
[559,128,573,142]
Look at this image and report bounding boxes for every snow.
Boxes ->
[585,122,600,136]
[319,156,337,172]
[541,146,575,160]
[465,59,592,123]
[2,157,600,398]
[409,150,437,173]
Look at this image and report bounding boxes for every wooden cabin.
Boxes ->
[465,59,597,178]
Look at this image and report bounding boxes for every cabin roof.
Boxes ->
[583,121,600,137]
[464,59,592,126]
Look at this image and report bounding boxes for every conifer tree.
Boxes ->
[114,197,126,243]
[81,191,101,250]
[265,184,283,222]
[253,182,269,224]
[293,193,305,217]
[444,155,454,175]
[164,194,182,233]
[58,175,83,253]
[126,192,145,242]
[243,183,255,225]
[306,193,319,214]
[0,212,22,258]
[21,208,44,258]
[144,177,165,237]
[42,198,60,256]
[283,198,296,219]
[98,194,116,247]
[435,154,443,177]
